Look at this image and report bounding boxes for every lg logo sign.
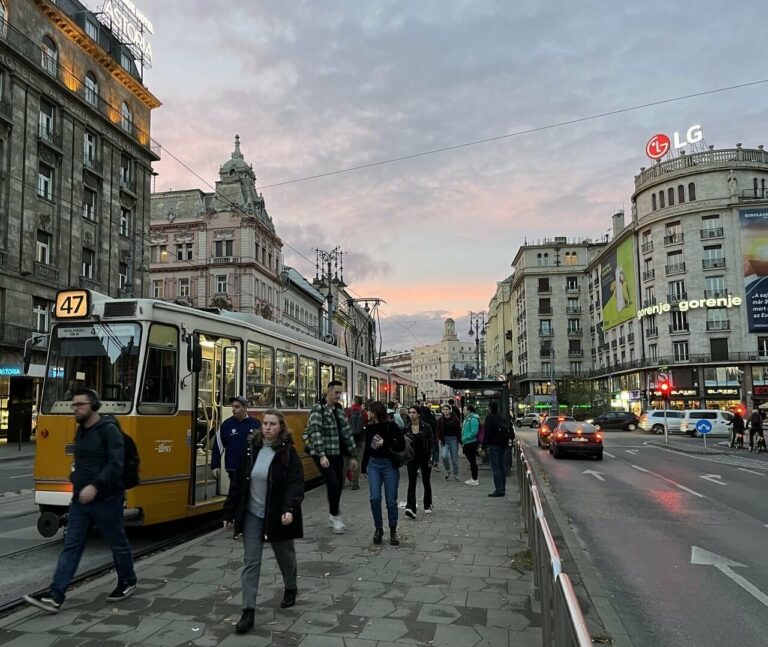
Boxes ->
[645,124,703,160]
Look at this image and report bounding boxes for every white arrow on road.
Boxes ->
[691,546,768,608]
[699,474,726,486]
[625,449,639,455]
[583,470,605,481]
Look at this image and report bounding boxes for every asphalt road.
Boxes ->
[519,429,768,646]
[0,459,34,494]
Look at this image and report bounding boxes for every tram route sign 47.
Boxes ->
[646,125,703,160]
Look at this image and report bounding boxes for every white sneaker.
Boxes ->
[424,507,433,514]
[464,479,480,486]
[329,515,346,534]
[404,508,416,519]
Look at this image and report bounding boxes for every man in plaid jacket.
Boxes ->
[304,380,358,533]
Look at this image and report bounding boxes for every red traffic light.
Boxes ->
[660,383,670,392]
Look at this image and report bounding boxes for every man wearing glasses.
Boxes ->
[24,388,137,614]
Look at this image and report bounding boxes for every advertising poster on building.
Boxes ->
[740,207,768,332]
[600,237,636,330]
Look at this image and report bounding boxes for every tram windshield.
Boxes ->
[42,323,142,414]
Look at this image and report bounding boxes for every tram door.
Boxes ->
[191,335,240,504]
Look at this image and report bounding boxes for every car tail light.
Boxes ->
[556,432,566,439]
[596,433,603,442]
[558,416,565,421]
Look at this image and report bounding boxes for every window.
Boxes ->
[668,188,675,206]
[541,361,551,376]
[678,185,685,204]
[538,277,550,293]
[176,243,193,261]
[569,361,582,375]
[665,221,682,244]
[120,102,132,133]
[152,279,164,298]
[153,245,168,263]
[36,230,51,264]
[702,215,720,230]
[659,190,665,208]
[275,350,298,408]
[566,276,578,291]
[540,320,552,335]
[670,310,689,332]
[666,250,684,272]
[539,298,551,315]
[84,72,98,106]
[565,251,578,266]
[705,275,726,298]
[567,319,580,333]
[673,340,689,361]
[119,262,128,290]
[566,297,580,313]
[644,285,655,305]
[41,35,57,75]
[688,182,696,201]
[703,245,723,260]
[758,337,768,359]
[33,298,50,332]
[38,164,53,200]
[39,99,54,139]
[645,314,658,335]
[82,188,96,220]
[669,279,685,300]
[568,339,582,355]
[214,239,233,257]
[85,19,99,41]
[648,344,657,361]
[177,278,190,297]
[83,130,97,166]
[117,207,130,236]
[0,2,6,33]
[120,153,132,187]
[246,342,274,406]
[652,193,657,211]
[706,308,729,330]
[81,248,95,279]
[216,275,227,293]
[139,324,178,412]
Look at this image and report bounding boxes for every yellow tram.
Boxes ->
[31,288,416,536]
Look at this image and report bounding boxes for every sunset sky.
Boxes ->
[95,1,768,350]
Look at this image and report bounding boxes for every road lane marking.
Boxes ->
[738,468,765,476]
[603,452,616,458]
[629,464,705,498]
[700,474,726,486]
[691,546,768,609]
[631,465,649,472]
[8,474,33,479]
[626,449,639,455]
[675,484,705,498]
[583,470,605,481]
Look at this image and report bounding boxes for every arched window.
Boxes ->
[120,102,132,133]
[85,72,98,106]
[678,185,685,204]
[688,182,696,201]
[668,188,675,206]
[652,193,657,211]
[41,36,57,75]
[659,191,665,208]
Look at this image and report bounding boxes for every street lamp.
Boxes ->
[467,311,487,379]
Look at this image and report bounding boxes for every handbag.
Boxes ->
[389,432,414,466]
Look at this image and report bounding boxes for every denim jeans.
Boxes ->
[241,511,297,609]
[314,454,345,516]
[367,457,399,529]
[488,445,506,494]
[441,436,459,475]
[50,494,135,603]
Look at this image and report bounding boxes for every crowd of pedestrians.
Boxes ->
[23,382,515,638]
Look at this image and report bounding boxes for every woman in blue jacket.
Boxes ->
[461,404,481,485]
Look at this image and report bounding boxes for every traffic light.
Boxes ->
[658,376,671,400]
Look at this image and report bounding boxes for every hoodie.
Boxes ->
[461,412,481,444]
[70,416,124,500]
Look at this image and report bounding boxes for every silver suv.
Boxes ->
[639,410,684,434]
[516,413,541,428]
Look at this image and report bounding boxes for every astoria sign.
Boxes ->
[99,0,153,66]
[637,294,743,319]
[646,125,703,160]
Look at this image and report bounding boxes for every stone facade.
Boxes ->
[0,0,160,440]
[379,350,413,375]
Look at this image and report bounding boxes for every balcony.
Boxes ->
[619,336,626,345]
[78,276,100,291]
[667,292,687,304]
[38,124,63,150]
[566,285,580,293]
[643,269,655,281]
[669,325,690,335]
[703,257,726,270]
[539,349,553,358]
[704,289,728,299]
[701,227,724,240]
[646,328,659,338]
[566,306,581,314]
[664,233,684,246]
[34,262,59,282]
[538,309,553,316]
[568,329,582,336]
[208,256,240,265]
[568,349,584,357]
[537,286,551,294]
[665,263,686,275]
[627,332,635,343]
[538,330,553,338]
[83,155,104,175]
[0,323,34,348]
[119,176,137,195]
[641,241,654,254]
[642,297,657,308]
[0,249,6,266]
[706,320,731,331]
[611,340,618,349]
[0,98,12,124]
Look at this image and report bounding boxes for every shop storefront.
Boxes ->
[649,387,700,411]
[0,358,45,443]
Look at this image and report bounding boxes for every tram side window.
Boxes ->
[276,350,298,408]
[320,362,333,392]
[334,365,348,407]
[299,356,318,408]
[139,324,178,414]
[369,377,379,401]
[246,341,274,407]
[357,371,368,401]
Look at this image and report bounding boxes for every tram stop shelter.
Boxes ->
[435,378,513,475]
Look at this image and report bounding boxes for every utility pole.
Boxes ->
[313,247,345,345]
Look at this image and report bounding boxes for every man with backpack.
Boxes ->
[345,395,365,490]
[25,389,138,614]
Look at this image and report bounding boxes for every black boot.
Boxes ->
[390,527,400,546]
[280,589,297,608]
[235,609,255,634]
[373,527,383,544]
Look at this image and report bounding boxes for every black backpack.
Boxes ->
[349,409,363,442]
[100,417,140,490]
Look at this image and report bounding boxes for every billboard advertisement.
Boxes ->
[601,237,636,330]
[740,208,768,332]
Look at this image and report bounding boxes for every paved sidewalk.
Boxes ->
[646,436,728,455]
[0,440,35,463]
[0,464,540,646]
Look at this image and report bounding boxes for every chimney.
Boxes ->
[612,211,625,239]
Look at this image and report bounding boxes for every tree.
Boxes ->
[209,296,231,310]
[558,377,598,417]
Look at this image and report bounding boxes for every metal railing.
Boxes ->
[515,442,592,646]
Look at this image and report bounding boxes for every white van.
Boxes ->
[679,410,734,437]
[639,410,684,434]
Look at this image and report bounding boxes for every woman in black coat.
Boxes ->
[404,405,436,518]
[223,409,304,634]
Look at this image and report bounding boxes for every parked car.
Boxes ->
[538,415,575,448]
[679,410,734,437]
[639,410,684,434]
[550,421,603,460]
[591,411,640,431]
[516,413,541,428]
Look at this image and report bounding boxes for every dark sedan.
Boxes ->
[538,415,575,448]
[591,411,639,431]
[550,421,603,460]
